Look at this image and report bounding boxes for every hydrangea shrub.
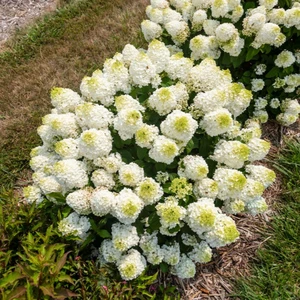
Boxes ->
[143,0,300,125]
[24,0,300,281]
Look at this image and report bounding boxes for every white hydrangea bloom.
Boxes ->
[203,19,220,36]
[165,52,194,82]
[43,113,79,138]
[80,71,116,106]
[245,196,268,215]
[281,99,300,115]
[139,231,164,265]
[210,140,250,169]
[37,125,55,144]
[223,198,245,214]
[251,23,286,49]
[247,138,270,161]
[29,155,55,172]
[239,119,262,142]
[204,214,239,248]
[93,153,123,174]
[122,44,139,65]
[227,4,244,23]
[23,185,44,205]
[213,168,247,200]
[100,239,122,263]
[284,6,300,29]
[193,88,227,114]
[37,176,63,195]
[147,40,170,73]
[253,109,269,123]
[151,0,169,9]
[58,212,90,240]
[246,165,276,188]
[186,198,219,235]
[156,197,186,229]
[267,8,285,25]
[162,7,183,24]
[135,177,163,205]
[91,169,115,189]
[200,108,233,137]
[114,108,143,140]
[192,9,207,31]
[111,223,140,251]
[149,135,179,164]
[275,50,296,68]
[114,95,145,113]
[50,87,82,113]
[148,86,178,116]
[276,113,298,126]
[269,98,280,109]
[53,159,88,190]
[259,0,277,9]
[165,21,190,45]
[181,233,198,246]
[75,102,113,130]
[135,124,159,148]
[160,110,198,143]
[242,13,266,36]
[192,0,213,9]
[66,189,92,215]
[225,83,253,118]
[162,242,181,265]
[113,188,144,224]
[190,35,220,60]
[141,20,163,42]
[146,5,164,24]
[155,171,170,184]
[254,98,268,110]
[172,0,195,22]
[119,163,144,187]
[173,255,196,279]
[129,52,157,87]
[188,241,212,263]
[103,57,131,93]
[240,178,265,203]
[117,249,147,281]
[255,64,267,75]
[79,129,112,159]
[54,138,81,159]
[215,23,238,43]
[178,155,209,181]
[251,78,265,92]
[211,0,229,18]
[90,189,114,217]
[187,58,232,92]
[193,178,219,199]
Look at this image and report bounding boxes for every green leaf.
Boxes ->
[160,262,169,273]
[54,288,79,298]
[26,281,34,300]
[40,285,55,297]
[266,67,279,78]
[57,274,74,284]
[245,48,259,61]
[46,192,66,203]
[0,271,24,287]
[53,251,71,275]
[90,219,111,238]
[186,139,194,154]
[148,213,160,231]
[7,286,27,300]
[137,147,148,160]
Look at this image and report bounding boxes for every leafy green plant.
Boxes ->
[0,228,77,300]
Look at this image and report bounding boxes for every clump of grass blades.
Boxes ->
[233,137,300,299]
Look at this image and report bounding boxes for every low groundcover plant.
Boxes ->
[23,0,299,281]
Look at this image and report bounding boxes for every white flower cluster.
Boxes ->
[24,0,282,281]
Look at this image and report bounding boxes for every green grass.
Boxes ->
[233,138,300,299]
